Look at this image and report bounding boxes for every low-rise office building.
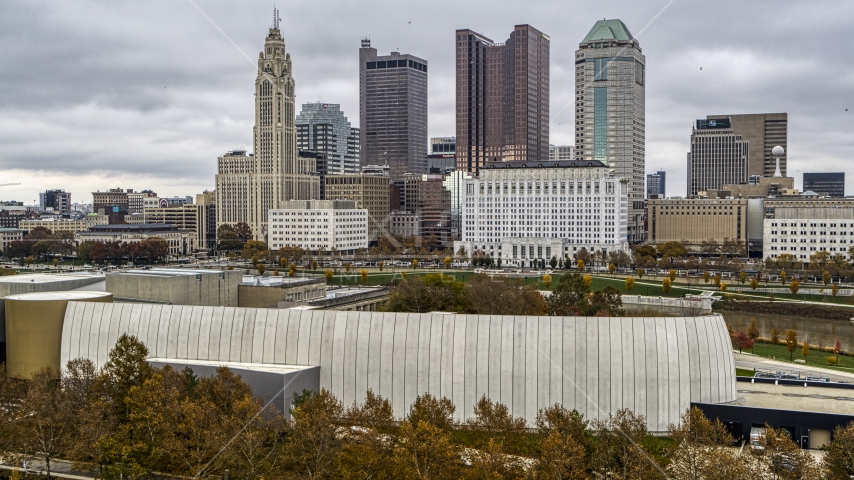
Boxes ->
[703,176,795,199]
[143,203,211,253]
[324,173,390,241]
[18,214,108,234]
[239,276,327,308]
[454,160,629,267]
[75,224,196,256]
[648,197,748,250]
[389,211,420,238]
[0,228,23,253]
[268,200,368,253]
[763,198,854,261]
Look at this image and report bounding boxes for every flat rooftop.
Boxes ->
[734,381,854,416]
[147,357,317,375]
[5,290,111,301]
[111,268,228,278]
[323,286,385,299]
[0,272,104,285]
[242,275,324,286]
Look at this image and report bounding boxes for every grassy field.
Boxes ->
[737,342,854,373]
[326,270,479,286]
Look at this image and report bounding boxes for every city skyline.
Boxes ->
[2,1,853,202]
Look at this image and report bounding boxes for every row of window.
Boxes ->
[770,222,849,228]
[366,60,427,72]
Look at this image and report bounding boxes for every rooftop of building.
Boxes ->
[734,380,854,416]
[319,286,386,300]
[4,290,112,302]
[581,19,633,43]
[83,223,179,232]
[241,275,325,287]
[275,199,360,210]
[0,272,104,285]
[483,159,608,169]
[109,268,232,278]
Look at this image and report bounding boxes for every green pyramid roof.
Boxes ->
[582,19,634,43]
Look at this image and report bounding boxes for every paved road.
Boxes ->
[0,458,94,479]
[733,351,854,383]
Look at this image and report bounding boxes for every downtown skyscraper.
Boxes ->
[216,17,319,241]
[359,39,428,186]
[455,25,550,175]
[575,19,645,242]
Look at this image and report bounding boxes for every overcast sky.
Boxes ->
[2,0,853,203]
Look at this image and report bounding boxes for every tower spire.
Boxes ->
[272,4,278,29]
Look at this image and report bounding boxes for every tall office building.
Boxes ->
[706,113,787,177]
[456,25,550,174]
[803,172,845,197]
[359,39,428,185]
[687,118,749,196]
[296,102,360,178]
[646,170,665,198]
[40,189,71,214]
[216,16,320,241]
[575,19,645,242]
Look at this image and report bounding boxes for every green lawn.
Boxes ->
[324,269,854,310]
[738,342,854,373]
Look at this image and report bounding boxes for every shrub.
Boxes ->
[827,355,838,365]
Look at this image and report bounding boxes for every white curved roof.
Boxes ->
[60,303,736,432]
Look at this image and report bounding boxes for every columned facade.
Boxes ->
[454,160,629,265]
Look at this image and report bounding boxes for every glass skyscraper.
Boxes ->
[296,102,360,177]
[575,19,645,242]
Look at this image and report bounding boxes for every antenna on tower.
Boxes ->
[272,4,279,29]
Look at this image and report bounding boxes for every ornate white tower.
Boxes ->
[217,13,319,242]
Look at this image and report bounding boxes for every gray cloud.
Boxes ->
[1,0,853,203]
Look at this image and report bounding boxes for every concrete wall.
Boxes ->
[621,295,714,314]
[148,360,319,417]
[105,270,240,306]
[238,281,326,308]
[60,304,737,431]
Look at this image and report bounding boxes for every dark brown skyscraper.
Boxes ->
[455,25,549,174]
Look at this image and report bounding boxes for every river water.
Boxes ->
[720,311,854,351]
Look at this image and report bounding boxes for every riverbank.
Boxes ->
[714,296,854,321]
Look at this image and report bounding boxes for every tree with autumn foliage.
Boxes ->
[732,329,754,353]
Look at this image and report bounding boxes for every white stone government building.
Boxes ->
[454,160,629,266]
[268,200,368,253]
